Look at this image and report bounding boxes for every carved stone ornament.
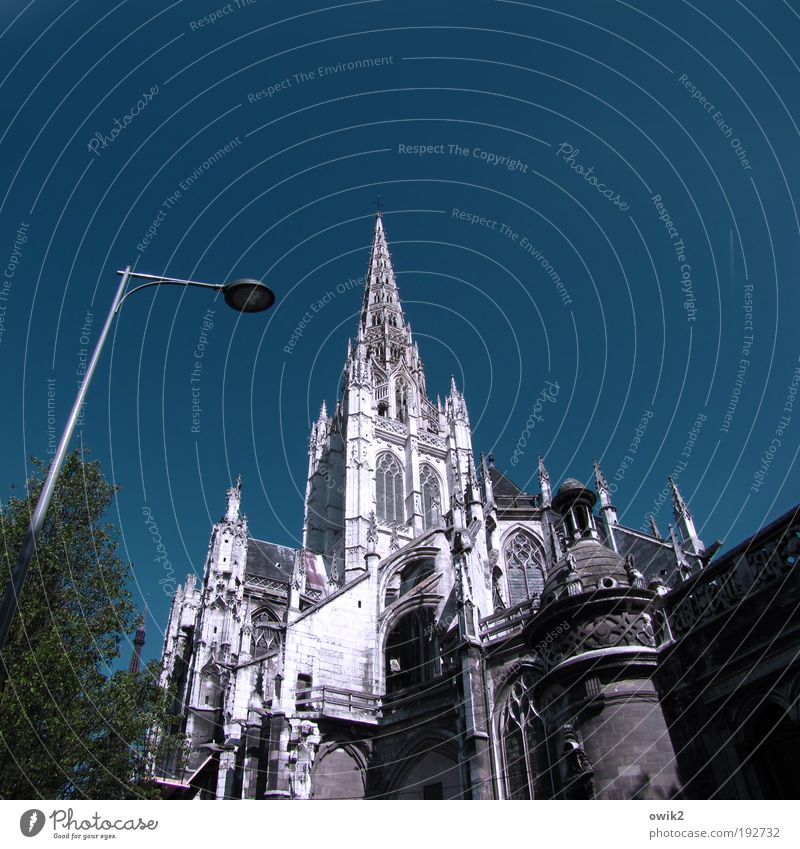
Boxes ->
[287,719,322,800]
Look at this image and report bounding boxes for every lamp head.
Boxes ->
[222,279,275,313]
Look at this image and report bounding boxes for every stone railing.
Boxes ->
[375,418,407,437]
[295,686,382,724]
[479,595,541,642]
[418,431,446,450]
[664,506,800,640]
[245,575,288,597]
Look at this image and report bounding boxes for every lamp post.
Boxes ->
[0,267,275,652]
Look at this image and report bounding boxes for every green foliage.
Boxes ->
[0,449,185,799]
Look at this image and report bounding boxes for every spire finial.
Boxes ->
[374,194,383,217]
[538,452,552,506]
[669,476,690,520]
[647,513,663,540]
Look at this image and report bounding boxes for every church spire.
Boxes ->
[357,211,412,374]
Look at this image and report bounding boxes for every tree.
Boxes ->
[0,449,184,798]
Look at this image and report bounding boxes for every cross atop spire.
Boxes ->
[374,194,383,217]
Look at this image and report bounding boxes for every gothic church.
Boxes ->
[157,213,800,800]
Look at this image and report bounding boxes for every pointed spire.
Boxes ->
[353,211,418,379]
[647,513,663,540]
[669,476,690,521]
[593,457,617,525]
[318,400,328,421]
[668,477,703,556]
[538,452,552,506]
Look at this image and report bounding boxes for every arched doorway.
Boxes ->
[311,747,365,799]
[391,743,462,799]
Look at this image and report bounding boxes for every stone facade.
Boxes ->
[156,213,799,799]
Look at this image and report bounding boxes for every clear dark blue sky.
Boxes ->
[1,0,799,665]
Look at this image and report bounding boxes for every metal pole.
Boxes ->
[0,267,133,652]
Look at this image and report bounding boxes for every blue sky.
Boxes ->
[1,0,799,665]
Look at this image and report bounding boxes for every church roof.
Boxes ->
[246,538,296,582]
[488,465,526,498]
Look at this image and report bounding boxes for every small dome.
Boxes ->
[552,476,597,512]
[542,539,629,603]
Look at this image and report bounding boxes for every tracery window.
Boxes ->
[500,673,542,799]
[420,465,441,529]
[504,531,545,604]
[376,453,404,523]
[251,609,283,657]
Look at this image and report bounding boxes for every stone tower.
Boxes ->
[157,211,714,800]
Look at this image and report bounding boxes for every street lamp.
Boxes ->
[0,266,275,652]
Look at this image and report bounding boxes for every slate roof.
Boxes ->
[488,465,526,498]
[245,538,296,582]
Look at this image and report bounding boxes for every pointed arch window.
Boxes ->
[500,673,545,799]
[504,531,545,604]
[251,608,283,658]
[420,465,441,529]
[376,453,404,524]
